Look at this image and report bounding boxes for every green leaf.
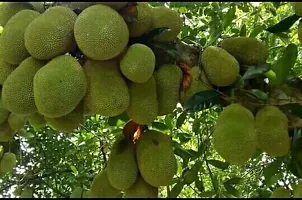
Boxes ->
[195,178,205,192]
[249,25,265,38]
[239,24,247,36]
[225,177,242,185]
[207,159,230,170]
[242,63,270,80]
[151,122,169,133]
[107,112,129,126]
[184,90,221,112]
[248,89,268,101]
[70,166,77,174]
[177,132,192,144]
[266,14,300,33]
[168,181,185,198]
[223,6,236,29]
[223,183,239,197]
[288,104,302,118]
[263,159,282,185]
[199,190,216,197]
[176,112,187,128]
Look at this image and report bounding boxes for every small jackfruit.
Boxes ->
[25,6,77,60]
[33,55,87,118]
[8,113,25,131]
[126,76,158,125]
[0,122,16,142]
[291,2,302,16]
[120,43,156,83]
[212,104,257,165]
[27,112,46,130]
[270,187,291,198]
[1,9,40,65]
[0,96,10,124]
[70,187,84,198]
[154,64,183,116]
[220,37,268,65]
[125,176,159,198]
[2,57,46,116]
[201,46,239,87]
[0,59,17,85]
[0,152,16,173]
[293,181,302,198]
[136,130,177,187]
[83,59,130,116]
[74,4,129,61]
[255,106,290,157]
[20,187,34,198]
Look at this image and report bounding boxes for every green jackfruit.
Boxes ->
[128,3,153,37]
[1,9,40,65]
[255,106,290,157]
[90,169,121,198]
[0,2,34,27]
[70,187,84,198]
[0,122,15,141]
[8,113,25,131]
[293,181,302,198]
[125,176,159,198]
[150,6,183,42]
[126,76,158,125]
[25,6,77,60]
[270,187,291,198]
[136,130,177,187]
[212,104,257,165]
[0,97,10,124]
[201,46,239,87]
[0,60,17,85]
[120,43,156,83]
[74,4,129,61]
[2,57,46,116]
[0,152,16,173]
[220,37,268,65]
[20,187,33,198]
[154,64,183,116]
[27,112,46,130]
[33,55,87,118]
[291,2,302,16]
[83,59,129,116]
[107,137,138,190]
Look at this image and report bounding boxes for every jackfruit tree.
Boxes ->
[2,1,302,199]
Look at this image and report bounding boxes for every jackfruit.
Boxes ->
[270,187,291,198]
[220,37,268,65]
[293,181,302,198]
[291,2,302,16]
[83,59,129,116]
[107,137,138,190]
[0,97,10,124]
[120,43,156,83]
[0,122,15,141]
[136,130,177,187]
[126,76,158,125]
[0,60,17,85]
[298,22,302,45]
[201,46,239,87]
[0,145,3,159]
[255,106,290,157]
[20,187,34,198]
[0,152,16,173]
[125,176,159,198]
[1,10,40,65]
[74,4,129,61]
[45,102,83,133]
[70,187,84,198]
[27,112,46,130]
[90,169,121,198]
[212,104,257,165]
[0,2,34,27]
[8,113,25,131]
[154,64,183,116]
[128,3,153,37]
[17,129,27,137]
[150,6,183,42]
[33,55,87,118]
[2,57,46,116]
[25,6,77,60]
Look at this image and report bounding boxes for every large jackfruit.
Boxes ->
[212,104,257,165]
[220,37,268,65]
[7,113,25,131]
[0,152,16,173]
[33,55,87,118]
[125,176,159,198]
[255,106,290,157]
[90,169,121,198]
[291,2,302,16]
[270,187,291,198]
[74,4,129,61]
[293,181,302,198]
[107,137,138,190]
[128,3,153,37]
[1,10,40,65]
[154,64,183,116]
[126,76,158,125]
[83,59,129,116]
[25,6,77,60]
[0,60,17,85]
[201,46,239,87]
[2,57,46,116]
[0,122,16,142]
[136,130,177,187]
[27,112,46,130]
[120,43,156,83]
[0,2,34,27]
[150,6,183,42]
[0,96,10,124]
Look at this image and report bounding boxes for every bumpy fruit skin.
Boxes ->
[0,152,16,173]
[25,6,77,60]
[125,176,159,198]
[270,187,291,198]
[2,57,46,116]
[154,64,183,116]
[291,2,302,16]
[212,104,257,165]
[120,43,156,83]
[136,130,177,187]
[220,37,268,65]
[150,6,183,42]
[27,112,46,130]
[74,4,129,61]
[1,10,40,65]
[7,113,25,131]
[0,59,17,85]
[126,76,158,125]
[83,59,130,116]
[0,97,10,124]
[255,106,290,157]
[293,181,302,198]
[201,46,239,87]
[0,122,16,142]
[298,22,302,45]
[33,55,87,118]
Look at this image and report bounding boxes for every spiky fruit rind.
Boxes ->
[27,112,46,130]
[7,113,25,131]
[125,176,159,198]
[0,152,16,173]
[0,122,16,142]
[0,60,17,85]
[0,97,10,124]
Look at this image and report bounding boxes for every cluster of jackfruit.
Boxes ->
[0,148,17,177]
[87,130,177,198]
